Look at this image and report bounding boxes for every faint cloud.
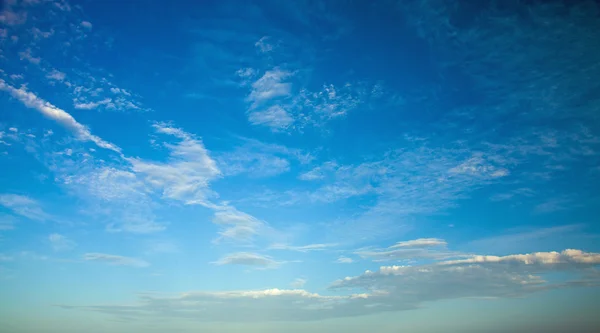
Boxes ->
[255,36,274,53]
[80,21,92,29]
[48,233,76,251]
[355,238,463,262]
[290,278,306,288]
[18,48,41,64]
[269,243,337,252]
[0,194,49,221]
[212,252,281,268]
[83,253,149,268]
[248,105,294,130]
[335,256,354,264]
[247,68,293,108]
[533,198,573,214]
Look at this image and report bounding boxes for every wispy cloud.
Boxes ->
[0,79,121,153]
[255,36,274,53]
[0,194,49,221]
[83,253,149,268]
[335,256,354,264]
[268,243,337,252]
[247,68,293,108]
[290,278,306,288]
[355,238,463,262]
[216,137,311,178]
[212,252,281,268]
[128,123,221,206]
[48,233,76,252]
[248,105,294,130]
[211,208,266,244]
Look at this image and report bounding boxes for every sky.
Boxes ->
[1,0,600,332]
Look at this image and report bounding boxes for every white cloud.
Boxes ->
[290,278,306,288]
[355,238,463,262]
[80,21,92,29]
[0,80,121,153]
[73,98,112,110]
[211,207,265,244]
[216,138,310,178]
[248,105,294,130]
[247,68,293,107]
[48,233,76,251]
[212,252,280,268]
[255,36,274,53]
[18,48,40,64]
[46,69,66,81]
[236,67,256,79]
[0,194,49,221]
[389,238,447,248]
[83,253,149,268]
[128,123,221,206]
[269,243,337,252]
[335,256,354,264]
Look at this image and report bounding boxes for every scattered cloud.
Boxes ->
[0,79,121,153]
[73,98,112,110]
[0,194,49,221]
[211,207,266,244]
[48,233,76,251]
[80,21,92,29]
[18,48,41,64]
[212,252,281,268]
[83,253,149,268]
[63,248,600,322]
[46,69,66,82]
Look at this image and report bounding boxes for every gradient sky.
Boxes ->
[1,0,600,332]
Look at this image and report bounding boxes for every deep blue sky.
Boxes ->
[1,0,600,332]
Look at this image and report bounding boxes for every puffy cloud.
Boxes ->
[80,21,92,29]
[83,253,149,268]
[212,252,281,268]
[0,194,49,221]
[0,80,121,153]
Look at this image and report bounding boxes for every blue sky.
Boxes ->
[1,0,600,332]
